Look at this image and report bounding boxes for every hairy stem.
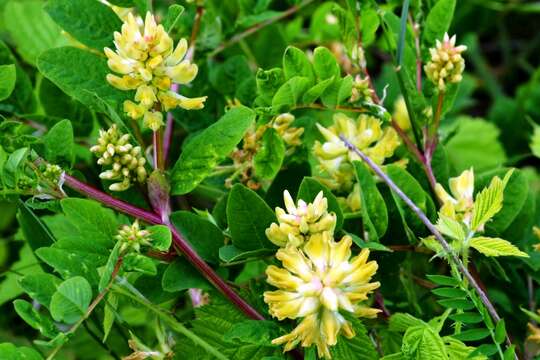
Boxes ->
[339,135,516,354]
[63,174,265,321]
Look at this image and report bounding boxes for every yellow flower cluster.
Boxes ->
[266,190,336,247]
[424,33,467,91]
[435,168,474,225]
[116,220,151,253]
[313,113,400,192]
[105,12,207,131]
[264,191,380,358]
[90,125,147,191]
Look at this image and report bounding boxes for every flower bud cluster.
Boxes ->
[90,125,147,191]
[116,220,151,253]
[424,33,467,91]
[313,113,400,192]
[105,12,207,131]
[350,75,373,104]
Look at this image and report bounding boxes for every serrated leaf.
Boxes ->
[470,171,512,231]
[402,324,447,360]
[171,107,255,195]
[330,315,380,359]
[469,236,528,257]
[389,313,425,332]
[0,64,16,101]
[45,0,122,50]
[297,177,344,231]
[254,128,285,179]
[227,184,277,251]
[38,46,131,110]
[223,320,280,346]
[353,161,388,241]
[50,276,92,324]
[436,214,466,241]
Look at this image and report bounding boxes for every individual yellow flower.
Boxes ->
[104,12,207,130]
[313,113,400,191]
[424,33,467,91]
[393,96,411,131]
[435,168,474,224]
[116,220,151,253]
[266,191,337,247]
[90,125,147,191]
[264,233,380,358]
[272,113,304,149]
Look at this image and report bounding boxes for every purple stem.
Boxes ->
[163,83,179,166]
[339,135,515,354]
[63,174,265,321]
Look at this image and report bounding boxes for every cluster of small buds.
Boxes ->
[42,164,63,182]
[90,125,147,191]
[116,220,152,253]
[435,168,475,225]
[350,75,373,104]
[264,191,380,358]
[105,12,207,131]
[313,113,400,192]
[266,191,336,247]
[424,33,467,91]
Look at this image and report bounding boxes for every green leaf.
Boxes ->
[37,46,131,110]
[435,214,466,241]
[0,244,42,306]
[19,273,61,308]
[162,258,211,292]
[0,343,43,360]
[253,128,285,179]
[36,247,100,284]
[531,123,540,158]
[43,119,74,166]
[402,324,447,360]
[0,64,16,101]
[282,46,314,83]
[321,75,353,108]
[227,184,277,251]
[45,0,122,50]
[102,292,117,342]
[4,148,30,189]
[437,298,475,310]
[469,236,528,257]
[3,0,67,65]
[98,242,120,292]
[427,275,460,287]
[423,0,456,46]
[297,177,344,231]
[147,225,172,252]
[13,299,58,338]
[271,76,310,112]
[17,200,56,253]
[329,316,380,359]
[256,67,285,106]
[171,107,255,195]
[353,161,388,241]
[389,313,425,332]
[445,117,507,173]
[495,319,506,344]
[223,320,280,346]
[163,4,185,33]
[312,46,340,80]
[452,328,491,342]
[470,170,512,231]
[449,312,483,324]
[302,77,334,104]
[170,211,224,264]
[431,287,466,298]
[123,253,157,275]
[219,245,274,263]
[50,276,92,324]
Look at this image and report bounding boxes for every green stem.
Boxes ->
[112,284,228,360]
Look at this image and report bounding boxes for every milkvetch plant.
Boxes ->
[0,1,538,360]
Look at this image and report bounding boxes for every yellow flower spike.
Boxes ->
[266,191,336,248]
[265,235,380,358]
[425,33,467,91]
[314,113,400,191]
[143,110,164,131]
[105,12,206,120]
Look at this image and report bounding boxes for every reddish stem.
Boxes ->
[63,174,265,321]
